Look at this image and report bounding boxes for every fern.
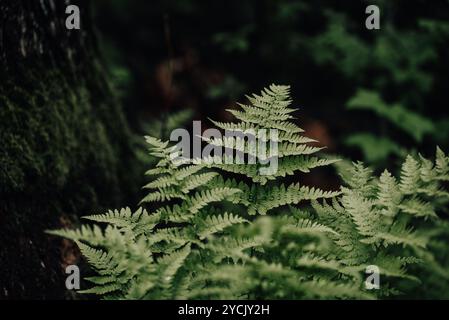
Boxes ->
[50,121,249,298]
[48,85,449,300]
[313,150,449,289]
[207,85,336,184]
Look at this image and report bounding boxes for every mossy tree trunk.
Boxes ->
[0,0,139,299]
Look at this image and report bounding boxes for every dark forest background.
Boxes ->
[1,0,449,299]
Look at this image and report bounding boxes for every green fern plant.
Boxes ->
[49,85,449,299]
[50,134,247,299]
[192,148,449,299]
[205,85,340,212]
[312,151,449,293]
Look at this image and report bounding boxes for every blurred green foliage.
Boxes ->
[347,90,435,143]
[93,0,449,169]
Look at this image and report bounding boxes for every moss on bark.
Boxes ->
[0,0,140,299]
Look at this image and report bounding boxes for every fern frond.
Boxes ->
[207,237,265,263]
[376,170,401,217]
[140,188,186,203]
[248,183,340,215]
[281,218,339,237]
[398,198,437,219]
[399,155,421,194]
[187,187,242,214]
[83,207,158,236]
[157,245,191,292]
[197,212,248,240]
[181,172,219,193]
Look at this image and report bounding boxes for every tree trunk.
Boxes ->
[0,0,139,299]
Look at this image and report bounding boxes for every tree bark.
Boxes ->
[0,0,139,299]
